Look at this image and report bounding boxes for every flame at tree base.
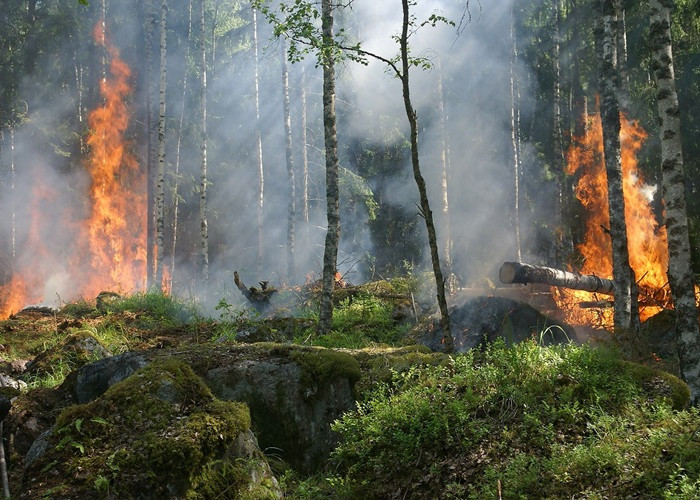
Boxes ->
[554,109,696,329]
[0,22,146,318]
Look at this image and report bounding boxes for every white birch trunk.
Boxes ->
[281,42,296,282]
[199,0,209,284]
[154,0,168,290]
[650,0,700,403]
[253,5,265,276]
[510,4,522,263]
[597,0,639,333]
[169,0,192,289]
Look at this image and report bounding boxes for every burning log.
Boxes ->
[234,271,277,309]
[499,261,615,295]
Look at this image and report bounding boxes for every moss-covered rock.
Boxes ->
[350,345,451,400]
[202,344,359,474]
[21,358,280,499]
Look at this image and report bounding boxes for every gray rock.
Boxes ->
[71,351,148,403]
[204,352,357,474]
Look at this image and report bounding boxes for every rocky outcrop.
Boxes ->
[21,358,281,499]
[55,344,360,474]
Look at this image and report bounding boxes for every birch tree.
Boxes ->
[199,0,209,285]
[649,0,700,402]
[510,4,522,262]
[281,40,296,282]
[169,0,193,288]
[253,5,265,276]
[154,0,168,289]
[596,0,639,333]
[144,0,157,288]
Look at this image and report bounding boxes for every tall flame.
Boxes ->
[0,22,145,317]
[75,23,147,297]
[556,110,669,326]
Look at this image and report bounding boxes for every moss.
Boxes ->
[288,347,362,393]
[25,358,259,498]
[351,345,451,400]
[621,360,690,410]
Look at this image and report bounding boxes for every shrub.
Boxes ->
[330,341,699,499]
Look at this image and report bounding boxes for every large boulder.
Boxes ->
[21,358,281,499]
[58,344,360,474]
[408,296,576,353]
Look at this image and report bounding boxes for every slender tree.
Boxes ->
[596,0,639,333]
[199,0,209,285]
[436,56,455,292]
[300,65,310,248]
[398,0,453,351]
[281,40,296,282]
[649,0,700,403]
[144,0,157,289]
[169,0,193,288]
[253,4,265,276]
[510,3,522,262]
[318,0,341,336]
[552,0,566,265]
[154,0,168,289]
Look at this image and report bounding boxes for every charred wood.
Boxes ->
[499,261,615,295]
[234,271,277,310]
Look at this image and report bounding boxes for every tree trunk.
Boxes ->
[436,57,454,292]
[301,65,310,247]
[616,4,631,111]
[144,0,157,289]
[552,0,567,266]
[169,0,192,289]
[649,0,700,403]
[154,0,168,290]
[253,5,265,276]
[499,261,615,294]
[400,0,453,352]
[510,4,522,262]
[596,0,639,333]
[281,41,296,283]
[198,0,209,285]
[318,0,341,337]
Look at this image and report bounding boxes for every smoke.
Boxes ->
[0,0,544,314]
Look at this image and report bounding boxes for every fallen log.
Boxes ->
[499,261,615,295]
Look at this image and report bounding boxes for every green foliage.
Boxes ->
[329,341,697,499]
[102,291,197,326]
[303,293,412,349]
[60,299,98,318]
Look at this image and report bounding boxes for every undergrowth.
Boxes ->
[323,341,699,499]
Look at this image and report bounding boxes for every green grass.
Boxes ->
[102,291,197,325]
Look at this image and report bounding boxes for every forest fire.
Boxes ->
[0,23,145,318]
[554,111,669,327]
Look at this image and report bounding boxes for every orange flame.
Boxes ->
[74,23,146,297]
[0,22,146,317]
[556,110,669,326]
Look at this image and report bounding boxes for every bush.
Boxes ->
[330,341,699,499]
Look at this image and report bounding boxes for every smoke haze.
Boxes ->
[0,0,546,314]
